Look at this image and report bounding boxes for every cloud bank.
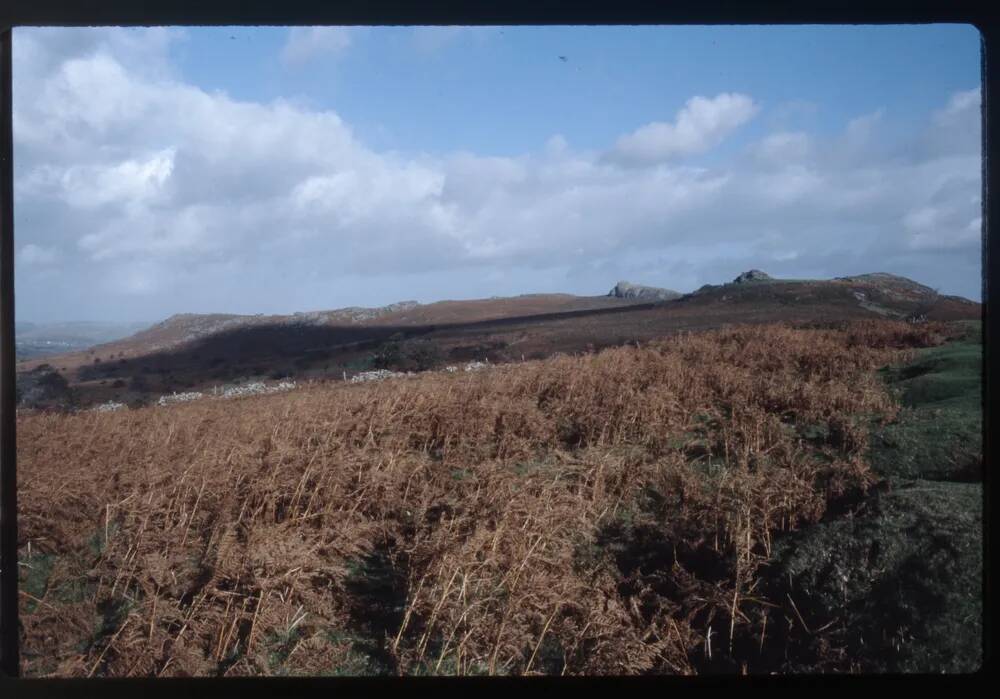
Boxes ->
[12,28,982,322]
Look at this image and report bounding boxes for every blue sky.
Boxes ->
[12,24,983,322]
[167,25,980,156]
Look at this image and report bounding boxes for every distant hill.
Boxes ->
[66,293,641,359]
[692,270,973,315]
[676,269,977,325]
[17,271,979,410]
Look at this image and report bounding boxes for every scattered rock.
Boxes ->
[350,369,411,384]
[219,381,297,398]
[153,381,299,405]
[157,391,204,406]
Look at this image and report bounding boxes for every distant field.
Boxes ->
[16,320,981,676]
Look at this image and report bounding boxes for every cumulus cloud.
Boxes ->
[608,93,759,166]
[281,27,353,65]
[11,28,983,323]
[24,149,175,212]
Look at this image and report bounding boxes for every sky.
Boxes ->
[12,24,983,323]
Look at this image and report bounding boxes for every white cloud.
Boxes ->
[608,93,759,166]
[36,149,176,210]
[281,27,353,66]
[10,28,984,322]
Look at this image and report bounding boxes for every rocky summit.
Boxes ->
[732,269,772,284]
[608,280,681,301]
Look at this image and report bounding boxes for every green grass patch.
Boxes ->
[871,329,982,482]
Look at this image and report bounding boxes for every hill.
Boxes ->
[15,271,980,411]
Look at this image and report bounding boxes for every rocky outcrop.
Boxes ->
[732,269,772,284]
[607,281,681,302]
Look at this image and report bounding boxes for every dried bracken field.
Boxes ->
[16,320,959,677]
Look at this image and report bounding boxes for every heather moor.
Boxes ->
[11,25,983,675]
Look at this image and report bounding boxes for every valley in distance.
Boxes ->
[15,268,983,676]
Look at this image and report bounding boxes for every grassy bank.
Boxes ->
[871,320,982,482]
